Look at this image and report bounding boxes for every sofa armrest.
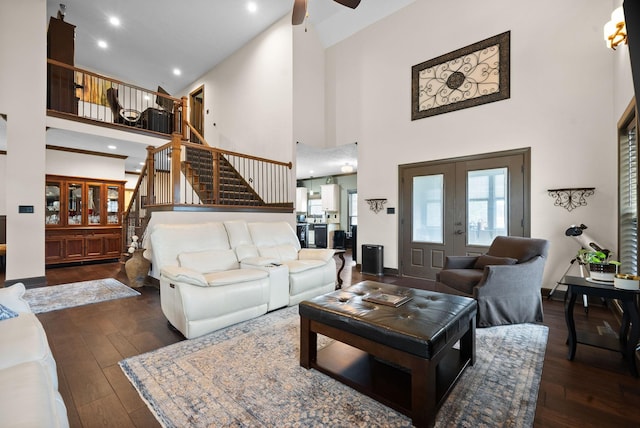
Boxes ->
[443,256,478,270]
[299,248,335,262]
[473,256,546,299]
[160,266,208,287]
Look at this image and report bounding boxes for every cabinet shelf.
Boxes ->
[45,175,125,265]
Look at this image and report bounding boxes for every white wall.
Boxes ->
[324,0,629,288]
[0,0,47,282]
[46,149,125,180]
[182,16,294,165]
[293,23,326,149]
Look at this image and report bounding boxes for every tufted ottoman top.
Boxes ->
[299,280,477,359]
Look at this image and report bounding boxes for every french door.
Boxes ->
[399,149,529,279]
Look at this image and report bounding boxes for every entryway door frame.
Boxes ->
[398,148,531,280]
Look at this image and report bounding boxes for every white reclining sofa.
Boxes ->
[147,220,336,339]
[0,283,69,427]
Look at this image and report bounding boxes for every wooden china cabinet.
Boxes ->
[45,175,125,265]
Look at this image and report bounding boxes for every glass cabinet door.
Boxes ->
[107,185,120,225]
[87,184,102,225]
[67,182,83,225]
[45,182,61,226]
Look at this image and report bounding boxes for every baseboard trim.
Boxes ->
[3,276,47,288]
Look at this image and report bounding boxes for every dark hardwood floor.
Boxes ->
[2,254,640,427]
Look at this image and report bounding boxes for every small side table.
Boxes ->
[559,275,640,377]
[334,249,346,289]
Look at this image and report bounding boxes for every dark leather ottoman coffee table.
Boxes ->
[299,280,477,428]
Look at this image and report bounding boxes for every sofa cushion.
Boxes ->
[0,304,18,321]
[0,283,31,313]
[235,244,260,262]
[473,255,518,270]
[179,249,239,273]
[224,220,254,248]
[258,244,298,261]
[248,222,301,250]
[204,268,269,286]
[437,269,484,295]
[283,259,326,274]
[150,222,231,269]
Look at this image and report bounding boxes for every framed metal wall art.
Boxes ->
[411,31,510,120]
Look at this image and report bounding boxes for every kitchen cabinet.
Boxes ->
[321,184,340,212]
[296,187,308,213]
[45,175,125,265]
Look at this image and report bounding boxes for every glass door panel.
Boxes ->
[67,182,83,225]
[412,174,444,243]
[107,185,120,224]
[88,184,102,225]
[45,182,61,226]
[467,168,508,246]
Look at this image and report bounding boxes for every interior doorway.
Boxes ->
[399,148,530,280]
[189,85,204,142]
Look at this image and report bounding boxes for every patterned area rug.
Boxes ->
[120,306,548,427]
[24,278,140,313]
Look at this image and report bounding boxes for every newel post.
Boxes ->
[171,134,182,204]
[181,96,188,141]
[145,146,155,205]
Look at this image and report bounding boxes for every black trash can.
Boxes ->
[333,230,346,249]
[361,244,383,276]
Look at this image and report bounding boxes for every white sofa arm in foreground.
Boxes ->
[0,283,69,428]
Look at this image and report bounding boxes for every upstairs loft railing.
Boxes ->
[47,59,184,137]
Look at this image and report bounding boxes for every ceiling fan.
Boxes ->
[292,0,362,25]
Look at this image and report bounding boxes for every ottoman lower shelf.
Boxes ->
[313,339,472,417]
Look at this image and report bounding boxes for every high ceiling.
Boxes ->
[2,1,414,176]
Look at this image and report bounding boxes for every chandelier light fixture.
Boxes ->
[341,163,354,173]
[604,6,627,50]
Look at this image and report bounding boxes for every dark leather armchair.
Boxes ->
[436,236,550,327]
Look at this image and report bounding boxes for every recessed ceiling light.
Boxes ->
[135,168,141,173]
[109,16,120,27]
[139,162,145,166]
[173,68,182,76]
[247,2,257,13]
[108,145,117,150]
[97,40,108,49]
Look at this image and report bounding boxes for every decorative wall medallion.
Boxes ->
[411,31,510,120]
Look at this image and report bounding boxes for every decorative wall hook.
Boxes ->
[547,188,595,211]
[365,198,387,214]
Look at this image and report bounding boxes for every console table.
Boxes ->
[559,275,640,377]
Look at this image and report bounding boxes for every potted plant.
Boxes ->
[577,248,620,282]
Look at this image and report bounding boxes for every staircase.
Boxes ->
[182,146,264,206]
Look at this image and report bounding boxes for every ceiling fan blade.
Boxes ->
[292,0,307,25]
[333,0,361,9]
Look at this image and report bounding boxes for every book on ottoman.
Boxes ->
[363,292,412,307]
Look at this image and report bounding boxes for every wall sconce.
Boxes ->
[547,187,595,211]
[604,6,627,50]
[365,198,387,214]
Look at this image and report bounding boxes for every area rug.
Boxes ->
[120,306,548,427]
[23,278,140,314]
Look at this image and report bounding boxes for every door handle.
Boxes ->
[455,230,465,235]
